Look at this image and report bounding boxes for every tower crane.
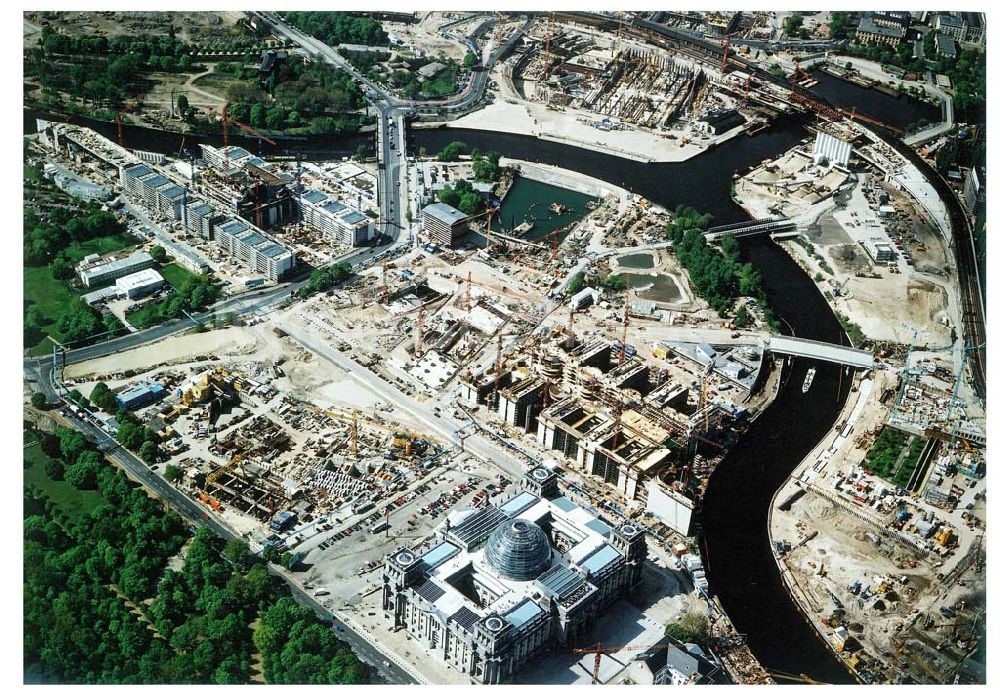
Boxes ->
[572,641,689,684]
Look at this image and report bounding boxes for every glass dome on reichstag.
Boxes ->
[484,518,552,581]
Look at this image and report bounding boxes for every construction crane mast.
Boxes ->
[491,332,504,410]
[542,12,555,80]
[351,409,359,459]
[415,305,425,358]
[721,32,731,74]
[619,285,630,366]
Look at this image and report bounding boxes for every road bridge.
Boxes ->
[767,335,874,369]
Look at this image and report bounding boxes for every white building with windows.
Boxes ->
[299,189,374,246]
[215,218,295,280]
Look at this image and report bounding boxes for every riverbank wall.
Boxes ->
[503,159,628,200]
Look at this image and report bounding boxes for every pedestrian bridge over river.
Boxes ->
[766,335,874,369]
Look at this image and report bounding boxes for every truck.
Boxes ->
[313,587,330,597]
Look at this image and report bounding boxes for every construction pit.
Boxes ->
[449,17,785,163]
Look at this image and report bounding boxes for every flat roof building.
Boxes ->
[422,202,469,248]
[382,466,647,684]
[79,251,156,288]
[121,163,187,221]
[299,189,374,246]
[216,218,295,280]
[115,268,165,299]
[116,382,166,411]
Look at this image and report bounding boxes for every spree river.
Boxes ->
[28,98,911,681]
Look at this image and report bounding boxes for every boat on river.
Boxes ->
[802,367,816,393]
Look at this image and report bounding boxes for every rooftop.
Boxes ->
[423,202,468,226]
[857,16,905,38]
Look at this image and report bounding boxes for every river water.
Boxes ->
[27,89,928,680]
[807,71,941,131]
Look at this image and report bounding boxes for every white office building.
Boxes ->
[215,218,295,280]
[299,189,374,246]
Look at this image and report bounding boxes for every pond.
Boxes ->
[616,253,656,269]
[497,176,597,244]
[618,272,682,303]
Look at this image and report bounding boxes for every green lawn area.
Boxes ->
[126,300,167,330]
[192,71,245,100]
[865,426,927,487]
[24,265,79,356]
[891,436,928,488]
[23,442,104,524]
[62,234,137,264]
[160,262,197,289]
[23,234,137,356]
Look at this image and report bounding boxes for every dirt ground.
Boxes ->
[781,239,952,347]
[384,12,478,62]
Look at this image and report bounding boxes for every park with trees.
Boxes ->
[24,423,369,684]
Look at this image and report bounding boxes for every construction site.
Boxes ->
[770,365,985,684]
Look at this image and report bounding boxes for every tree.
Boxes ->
[139,440,159,464]
[250,103,266,128]
[164,464,183,483]
[261,543,281,564]
[57,427,90,465]
[147,244,167,263]
[31,392,47,409]
[117,420,146,451]
[44,458,65,481]
[51,256,74,280]
[89,382,118,412]
[463,52,477,69]
[665,610,710,647]
[65,457,101,490]
[437,141,465,162]
[223,539,251,570]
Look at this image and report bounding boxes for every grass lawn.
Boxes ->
[192,71,246,100]
[23,234,136,356]
[24,265,79,356]
[126,300,166,330]
[23,442,104,524]
[160,262,198,289]
[62,234,138,264]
